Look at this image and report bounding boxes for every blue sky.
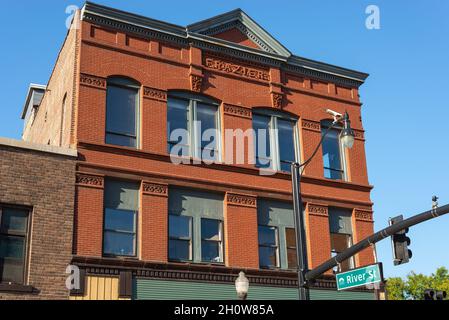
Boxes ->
[1,0,448,279]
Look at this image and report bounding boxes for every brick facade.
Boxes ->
[0,139,77,300]
[19,3,375,299]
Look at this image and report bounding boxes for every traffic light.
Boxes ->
[424,289,447,300]
[436,291,447,300]
[424,289,435,300]
[389,215,412,266]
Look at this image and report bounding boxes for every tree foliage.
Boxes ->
[386,267,449,300]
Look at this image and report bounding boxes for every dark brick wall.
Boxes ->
[0,144,76,300]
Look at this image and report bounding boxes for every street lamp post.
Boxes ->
[235,272,249,300]
[291,111,355,300]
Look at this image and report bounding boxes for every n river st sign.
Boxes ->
[336,263,384,291]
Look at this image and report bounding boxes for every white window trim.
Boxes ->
[339,138,349,181]
[322,121,349,181]
[255,113,301,172]
[201,218,224,264]
[170,94,222,162]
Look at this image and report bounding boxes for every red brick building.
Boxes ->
[22,2,375,300]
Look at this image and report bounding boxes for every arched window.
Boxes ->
[253,109,300,172]
[321,120,347,180]
[105,77,140,148]
[167,91,221,161]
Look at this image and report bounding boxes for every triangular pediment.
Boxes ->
[187,9,291,57]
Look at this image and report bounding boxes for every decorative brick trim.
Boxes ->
[226,193,257,208]
[72,257,373,292]
[80,73,107,90]
[354,130,365,141]
[354,209,374,222]
[190,74,203,93]
[142,182,168,197]
[302,119,321,132]
[143,87,167,102]
[204,56,271,82]
[307,203,329,217]
[223,104,252,119]
[271,92,283,109]
[76,173,104,189]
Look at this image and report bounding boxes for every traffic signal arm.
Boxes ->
[390,215,413,266]
[305,204,449,283]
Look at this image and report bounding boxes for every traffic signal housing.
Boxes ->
[424,289,435,300]
[424,289,447,300]
[390,215,412,266]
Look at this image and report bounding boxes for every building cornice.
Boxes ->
[81,2,369,88]
[21,84,47,120]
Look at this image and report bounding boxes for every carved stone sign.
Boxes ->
[204,56,270,82]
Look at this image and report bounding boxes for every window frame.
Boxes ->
[200,218,224,264]
[321,120,348,181]
[167,92,222,162]
[0,204,32,286]
[105,77,140,149]
[168,214,193,262]
[103,208,138,258]
[102,180,139,259]
[330,232,355,272]
[258,225,280,269]
[285,227,298,270]
[253,109,300,173]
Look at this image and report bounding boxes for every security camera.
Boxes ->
[326,109,343,123]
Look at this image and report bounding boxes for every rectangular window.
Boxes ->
[168,188,224,264]
[330,233,354,272]
[106,79,139,148]
[167,97,190,156]
[169,215,192,261]
[329,207,354,272]
[103,180,139,257]
[201,219,223,263]
[0,206,30,285]
[258,226,279,269]
[285,228,298,270]
[167,94,220,161]
[322,123,344,180]
[196,103,219,162]
[258,199,295,270]
[253,115,272,169]
[253,113,298,172]
[278,119,296,172]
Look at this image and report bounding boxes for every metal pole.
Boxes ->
[305,204,449,282]
[291,163,310,300]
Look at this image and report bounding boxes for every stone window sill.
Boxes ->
[0,283,35,294]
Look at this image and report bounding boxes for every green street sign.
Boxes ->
[336,263,383,291]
